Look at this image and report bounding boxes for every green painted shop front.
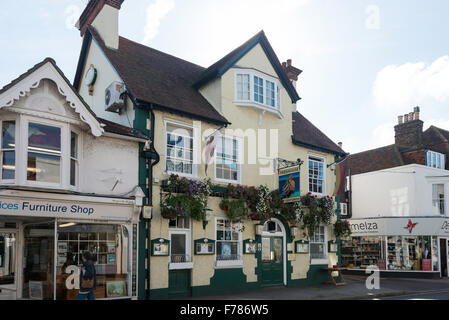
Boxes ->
[148,216,331,299]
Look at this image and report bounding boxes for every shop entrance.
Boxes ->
[0,232,17,300]
[440,238,448,277]
[260,219,285,287]
[22,222,55,300]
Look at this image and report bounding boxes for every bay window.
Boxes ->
[0,115,80,189]
[1,121,16,180]
[234,70,281,115]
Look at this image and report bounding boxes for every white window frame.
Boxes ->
[163,119,197,179]
[214,134,242,185]
[69,128,82,190]
[310,225,329,265]
[0,116,19,184]
[215,217,243,268]
[168,217,193,270]
[0,115,81,191]
[233,69,283,118]
[427,151,445,169]
[308,154,326,196]
[432,184,445,215]
[340,203,348,216]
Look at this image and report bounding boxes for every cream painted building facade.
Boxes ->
[72,0,346,299]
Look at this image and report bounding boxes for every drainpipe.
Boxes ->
[145,104,160,300]
[129,94,160,300]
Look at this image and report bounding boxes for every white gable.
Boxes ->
[0,60,104,137]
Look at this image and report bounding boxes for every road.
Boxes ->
[379,290,449,300]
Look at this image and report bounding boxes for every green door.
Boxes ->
[168,270,191,298]
[261,237,283,286]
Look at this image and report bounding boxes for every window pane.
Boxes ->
[70,159,77,186]
[27,152,60,183]
[71,132,78,159]
[28,123,61,154]
[2,121,15,149]
[171,234,186,255]
[2,151,15,179]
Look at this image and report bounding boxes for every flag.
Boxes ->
[333,157,347,196]
[204,132,218,176]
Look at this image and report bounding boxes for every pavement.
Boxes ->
[186,275,449,300]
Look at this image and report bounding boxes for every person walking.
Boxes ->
[77,251,97,300]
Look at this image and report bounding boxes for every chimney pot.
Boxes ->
[398,115,404,125]
[338,142,343,149]
[287,59,292,67]
[409,112,414,121]
[404,114,409,122]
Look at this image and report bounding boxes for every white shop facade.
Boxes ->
[341,216,449,278]
[0,188,141,300]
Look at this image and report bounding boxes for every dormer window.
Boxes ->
[234,69,282,118]
[427,151,445,169]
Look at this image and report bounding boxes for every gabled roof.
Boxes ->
[0,57,103,137]
[75,26,230,126]
[194,30,301,104]
[346,144,405,175]
[0,58,148,141]
[291,111,346,156]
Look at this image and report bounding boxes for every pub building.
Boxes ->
[341,108,449,278]
[0,58,146,299]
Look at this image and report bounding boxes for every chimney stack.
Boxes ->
[77,0,124,49]
[394,107,424,148]
[281,59,302,89]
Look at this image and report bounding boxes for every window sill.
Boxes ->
[169,262,194,270]
[215,260,243,269]
[311,258,329,265]
[164,171,196,179]
[233,101,283,119]
[214,178,241,185]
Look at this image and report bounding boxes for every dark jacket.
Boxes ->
[79,260,97,292]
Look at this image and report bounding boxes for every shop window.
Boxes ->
[387,236,434,271]
[216,219,242,266]
[169,217,191,264]
[27,122,61,183]
[215,136,240,183]
[309,156,325,194]
[1,121,16,180]
[341,237,385,269]
[310,226,327,262]
[165,123,194,176]
[432,184,445,215]
[56,223,129,300]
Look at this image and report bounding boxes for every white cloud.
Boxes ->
[142,0,175,45]
[373,56,449,113]
[370,122,395,149]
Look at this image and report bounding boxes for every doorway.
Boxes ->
[0,232,17,300]
[260,219,286,287]
[22,222,55,300]
[440,238,448,278]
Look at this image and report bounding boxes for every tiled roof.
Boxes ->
[99,117,149,140]
[346,144,405,175]
[291,111,346,156]
[86,26,230,126]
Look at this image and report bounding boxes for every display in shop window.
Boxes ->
[106,280,127,298]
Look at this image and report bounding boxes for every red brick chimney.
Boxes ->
[394,106,423,148]
[281,59,302,89]
[77,0,124,38]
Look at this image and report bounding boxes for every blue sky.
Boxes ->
[2,0,449,154]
